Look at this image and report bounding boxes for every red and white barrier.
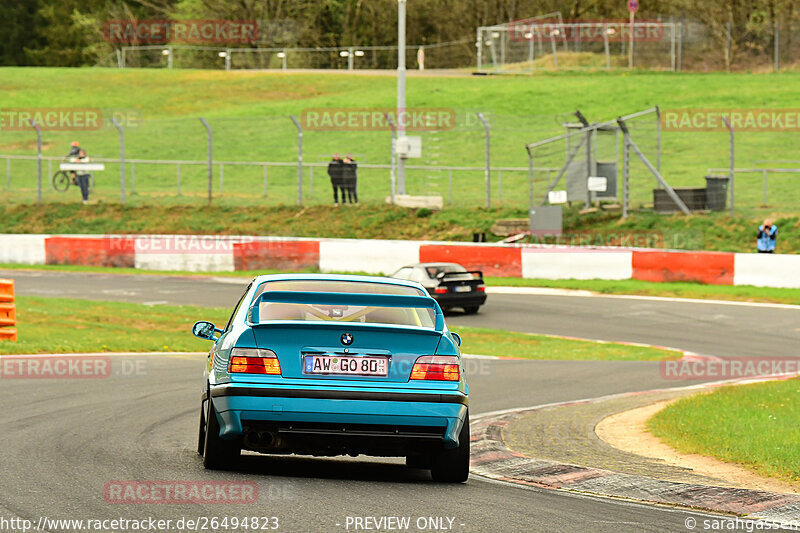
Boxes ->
[1,234,799,289]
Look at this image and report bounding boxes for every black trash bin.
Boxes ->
[705,175,729,211]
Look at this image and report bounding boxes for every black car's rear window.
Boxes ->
[424,265,467,277]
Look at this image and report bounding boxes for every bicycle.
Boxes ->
[52,160,94,192]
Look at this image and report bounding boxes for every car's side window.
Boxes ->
[393,267,412,279]
[224,283,252,332]
[408,268,427,283]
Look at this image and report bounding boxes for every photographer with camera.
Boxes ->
[756,219,778,253]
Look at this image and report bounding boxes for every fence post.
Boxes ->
[110,118,126,204]
[722,116,734,216]
[289,115,303,205]
[603,25,610,69]
[677,22,683,71]
[656,105,662,174]
[550,33,558,69]
[168,45,173,69]
[29,120,42,204]
[476,113,490,208]
[622,133,630,218]
[225,48,231,71]
[199,118,213,204]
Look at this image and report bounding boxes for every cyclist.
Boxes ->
[65,141,81,185]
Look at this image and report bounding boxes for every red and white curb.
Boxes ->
[469,377,800,524]
[3,233,800,288]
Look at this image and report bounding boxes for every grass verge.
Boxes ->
[648,378,800,485]
[2,264,799,306]
[0,296,678,361]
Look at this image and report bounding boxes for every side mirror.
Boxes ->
[451,332,462,347]
[192,321,221,341]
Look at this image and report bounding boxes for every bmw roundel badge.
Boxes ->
[340,332,354,345]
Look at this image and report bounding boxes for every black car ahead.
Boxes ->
[391,263,486,314]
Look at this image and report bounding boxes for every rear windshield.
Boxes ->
[251,280,435,329]
[424,264,466,277]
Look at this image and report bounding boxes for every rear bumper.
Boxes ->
[208,384,468,449]
[432,292,487,308]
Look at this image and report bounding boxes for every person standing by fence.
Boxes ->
[343,155,358,204]
[757,219,778,253]
[75,149,92,205]
[327,154,345,205]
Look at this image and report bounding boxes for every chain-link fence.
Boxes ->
[108,41,474,71]
[478,16,800,73]
[4,109,800,215]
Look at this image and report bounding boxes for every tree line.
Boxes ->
[1,0,797,67]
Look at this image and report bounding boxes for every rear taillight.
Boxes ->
[477,284,486,292]
[410,356,460,381]
[434,287,448,294]
[229,348,281,375]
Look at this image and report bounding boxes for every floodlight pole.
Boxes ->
[397,0,407,195]
[29,119,42,204]
[111,117,126,204]
[199,118,212,205]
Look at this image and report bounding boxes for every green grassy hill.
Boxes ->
[1,68,799,217]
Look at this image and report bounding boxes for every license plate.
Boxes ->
[304,355,389,376]
[454,286,472,293]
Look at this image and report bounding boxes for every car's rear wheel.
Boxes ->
[197,402,206,455]
[202,398,241,470]
[463,306,480,315]
[430,413,470,483]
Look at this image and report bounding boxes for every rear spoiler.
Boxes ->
[247,290,444,331]
[440,271,483,281]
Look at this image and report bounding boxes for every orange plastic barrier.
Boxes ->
[0,278,16,342]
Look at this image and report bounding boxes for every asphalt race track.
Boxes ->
[2,270,799,532]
